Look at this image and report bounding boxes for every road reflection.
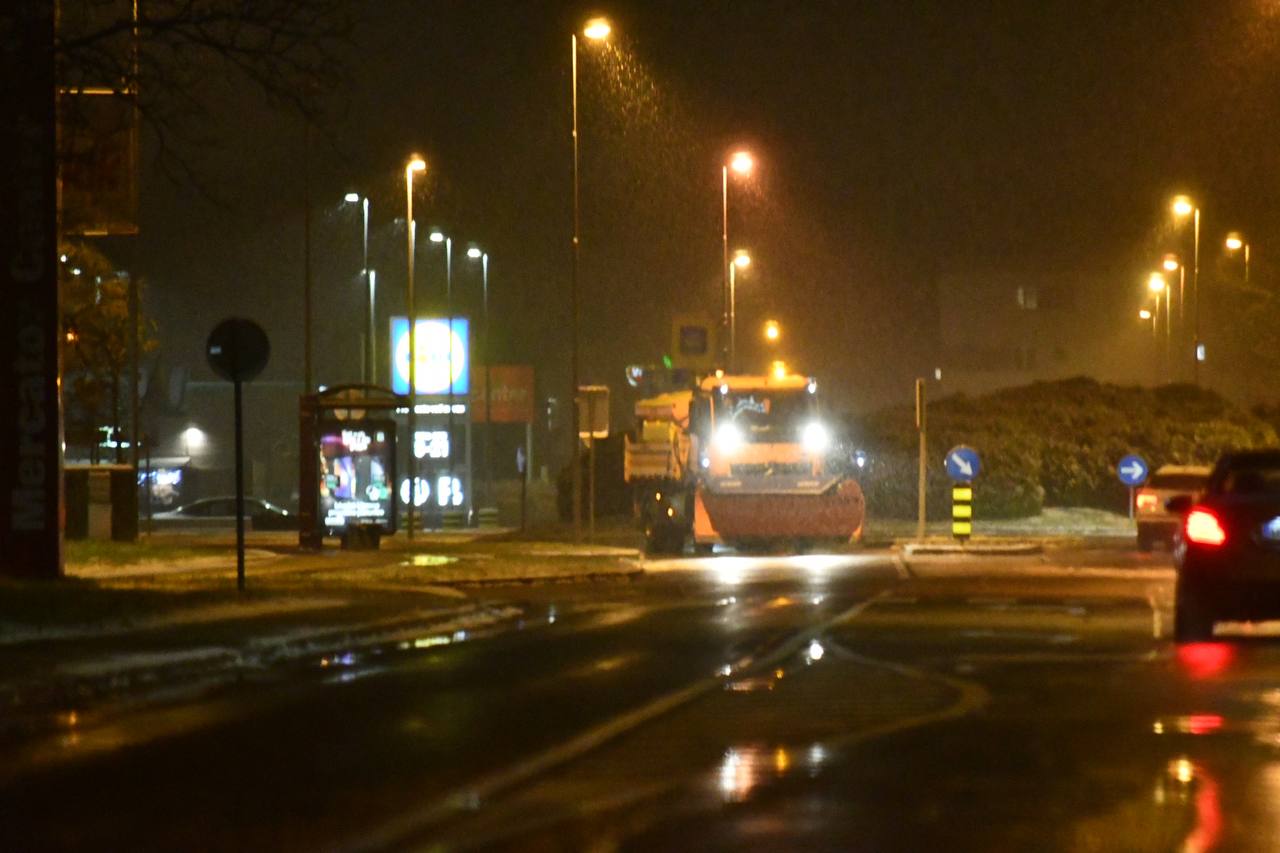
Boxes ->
[713,742,829,803]
[1176,643,1235,680]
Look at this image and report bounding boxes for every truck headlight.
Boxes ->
[714,422,744,453]
[801,421,830,455]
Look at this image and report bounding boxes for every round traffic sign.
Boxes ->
[206,318,270,383]
[944,445,981,483]
[1116,454,1150,487]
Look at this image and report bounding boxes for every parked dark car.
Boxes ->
[1171,450,1280,642]
[151,497,297,530]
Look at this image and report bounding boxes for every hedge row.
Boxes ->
[844,378,1278,520]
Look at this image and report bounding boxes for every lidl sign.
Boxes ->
[390,317,469,395]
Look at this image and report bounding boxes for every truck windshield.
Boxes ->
[714,390,812,443]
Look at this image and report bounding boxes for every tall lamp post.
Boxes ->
[728,249,751,370]
[344,192,373,383]
[404,155,426,539]
[722,150,754,366]
[570,16,611,542]
[1172,195,1200,383]
[1226,232,1250,284]
[1148,272,1170,381]
[428,230,457,520]
[467,246,493,511]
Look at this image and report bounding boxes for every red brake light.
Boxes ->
[1185,508,1227,547]
[1136,491,1157,511]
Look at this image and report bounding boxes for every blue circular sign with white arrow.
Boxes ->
[944,445,982,483]
[1117,454,1150,487]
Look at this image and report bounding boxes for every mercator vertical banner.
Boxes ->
[1,2,64,578]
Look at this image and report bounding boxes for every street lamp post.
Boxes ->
[429,230,457,521]
[729,249,751,370]
[467,247,492,511]
[405,155,426,539]
[344,192,373,383]
[1148,272,1170,382]
[570,17,610,542]
[1226,233,1250,284]
[1172,196,1201,384]
[722,150,754,367]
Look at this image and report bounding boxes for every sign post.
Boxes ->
[516,445,528,531]
[578,385,609,541]
[944,445,982,541]
[207,318,270,591]
[1116,454,1150,521]
[915,379,926,541]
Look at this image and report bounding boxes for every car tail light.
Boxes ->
[1136,491,1157,511]
[1185,508,1227,547]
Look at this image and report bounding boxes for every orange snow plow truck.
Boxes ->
[624,371,865,554]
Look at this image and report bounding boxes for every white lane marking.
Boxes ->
[1147,591,1163,639]
[824,640,990,744]
[353,588,896,851]
[952,650,1164,665]
[891,553,912,579]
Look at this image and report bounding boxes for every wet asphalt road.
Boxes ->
[4,545,1278,851]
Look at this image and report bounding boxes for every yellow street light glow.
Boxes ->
[1172,196,1194,218]
[1139,308,1152,320]
[1147,272,1167,293]
[583,18,611,40]
[1162,256,1180,272]
[732,250,751,268]
[771,360,787,380]
[407,156,426,173]
[1226,233,1244,251]
[764,320,780,341]
[729,150,754,176]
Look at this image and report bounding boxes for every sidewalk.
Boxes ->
[1,534,644,713]
[865,506,1136,548]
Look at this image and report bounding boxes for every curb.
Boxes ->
[901,541,1043,556]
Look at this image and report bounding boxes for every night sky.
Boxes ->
[134,0,1280,414]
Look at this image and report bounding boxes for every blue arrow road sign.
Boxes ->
[1117,454,1150,487]
[945,445,981,483]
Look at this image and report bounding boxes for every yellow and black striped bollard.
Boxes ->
[952,485,973,541]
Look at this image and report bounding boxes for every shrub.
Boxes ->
[848,378,1278,519]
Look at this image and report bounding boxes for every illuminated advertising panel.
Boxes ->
[319,421,396,532]
[390,317,469,395]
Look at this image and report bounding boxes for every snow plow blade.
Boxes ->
[696,478,865,543]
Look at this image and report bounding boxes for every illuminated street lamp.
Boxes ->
[728,250,751,369]
[764,319,781,343]
[404,155,426,539]
[1138,308,1153,321]
[569,16,611,542]
[343,192,374,383]
[722,148,755,366]
[1147,272,1171,380]
[428,229,458,520]
[1171,195,1201,383]
[583,17,611,39]
[466,245,493,509]
[1225,232,1250,283]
